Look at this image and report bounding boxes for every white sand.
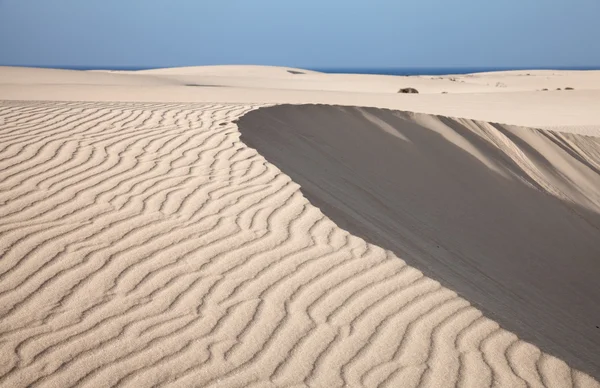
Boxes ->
[0,66,599,387]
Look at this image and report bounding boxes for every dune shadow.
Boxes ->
[238,104,600,379]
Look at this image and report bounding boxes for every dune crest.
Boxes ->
[0,101,598,387]
[238,104,600,381]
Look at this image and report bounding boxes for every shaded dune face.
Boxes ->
[0,101,598,387]
[238,104,600,380]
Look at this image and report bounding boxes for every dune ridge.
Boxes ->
[238,104,600,381]
[0,100,598,387]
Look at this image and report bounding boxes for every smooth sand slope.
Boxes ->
[0,66,599,387]
[238,105,600,380]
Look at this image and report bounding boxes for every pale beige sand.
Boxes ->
[0,66,599,387]
[2,65,600,130]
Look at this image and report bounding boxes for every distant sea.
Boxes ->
[9,65,600,76]
[310,66,600,76]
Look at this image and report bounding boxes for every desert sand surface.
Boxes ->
[2,65,600,131]
[238,105,600,380]
[0,66,599,387]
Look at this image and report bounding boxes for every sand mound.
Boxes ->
[1,100,598,387]
[136,65,322,76]
[238,104,600,381]
[0,66,174,86]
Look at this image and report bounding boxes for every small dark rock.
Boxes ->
[399,87,419,94]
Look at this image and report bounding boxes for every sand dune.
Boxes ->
[238,104,600,381]
[1,66,600,387]
[1,99,598,387]
[136,65,322,76]
[3,66,600,131]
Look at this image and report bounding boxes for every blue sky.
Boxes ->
[0,0,599,69]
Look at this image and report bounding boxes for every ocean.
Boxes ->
[310,66,600,75]
[7,65,600,75]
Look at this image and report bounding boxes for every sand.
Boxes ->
[0,66,599,387]
[238,105,600,379]
[3,65,600,131]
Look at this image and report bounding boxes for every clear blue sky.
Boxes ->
[1,0,599,69]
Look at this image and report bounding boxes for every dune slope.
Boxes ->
[0,100,598,387]
[238,104,600,380]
